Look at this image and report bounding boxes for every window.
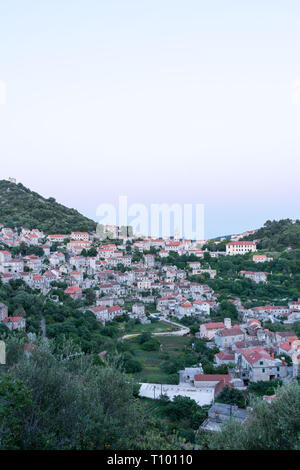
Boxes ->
[262,368,265,373]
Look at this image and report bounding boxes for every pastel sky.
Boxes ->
[0,1,300,238]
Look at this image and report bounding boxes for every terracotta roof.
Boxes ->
[227,241,256,246]
[203,322,225,329]
[215,352,235,361]
[242,349,272,364]
[64,286,82,294]
[194,374,232,385]
[218,327,244,337]
[3,316,24,323]
[108,305,122,312]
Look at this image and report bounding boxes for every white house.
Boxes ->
[226,241,257,256]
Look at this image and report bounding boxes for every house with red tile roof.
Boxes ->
[64,285,82,300]
[214,351,236,365]
[0,250,12,263]
[275,331,298,344]
[194,374,232,397]
[238,347,288,382]
[215,327,245,349]
[71,232,89,241]
[88,304,123,324]
[193,300,214,315]
[199,322,225,340]
[177,302,194,318]
[2,316,26,331]
[226,241,257,255]
[239,271,268,284]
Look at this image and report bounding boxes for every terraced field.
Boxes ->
[127,335,193,384]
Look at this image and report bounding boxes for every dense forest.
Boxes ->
[0,180,97,233]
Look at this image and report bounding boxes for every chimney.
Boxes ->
[224,318,231,329]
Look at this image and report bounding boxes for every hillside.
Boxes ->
[0,180,97,234]
[242,219,300,251]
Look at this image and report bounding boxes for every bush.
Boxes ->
[248,379,282,397]
[140,339,160,351]
[215,386,246,408]
[208,382,300,450]
[1,338,182,450]
[123,358,143,374]
[137,332,152,344]
[178,428,195,444]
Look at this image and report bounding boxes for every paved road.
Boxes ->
[155,317,190,336]
[41,316,46,338]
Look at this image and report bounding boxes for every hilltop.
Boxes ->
[0,180,97,234]
[241,219,300,251]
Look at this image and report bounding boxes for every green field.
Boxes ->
[127,335,192,384]
[122,320,180,335]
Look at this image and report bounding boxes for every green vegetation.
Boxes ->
[215,385,247,408]
[263,321,300,339]
[247,379,283,397]
[204,381,300,450]
[242,219,300,251]
[116,335,225,384]
[0,337,183,450]
[157,219,300,305]
[118,335,193,384]
[122,319,179,335]
[0,279,120,354]
[0,180,96,234]
[142,395,209,444]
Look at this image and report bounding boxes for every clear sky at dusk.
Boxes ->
[0,1,300,238]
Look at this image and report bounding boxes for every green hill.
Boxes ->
[0,180,97,234]
[242,219,300,251]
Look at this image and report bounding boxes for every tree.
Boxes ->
[140,338,160,351]
[208,381,300,450]
[122,355,143,373]
[0,375,33,449]
[84,288,96,305]
[164,396,199,421]
[215,385,246,408]
[137,332,152,344]
[2,338,181,450]
[248,379,282,397]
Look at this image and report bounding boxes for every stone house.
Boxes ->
[2,316,26,330]
[215,327,245,349]
[238,347,288,382]
[199,322,225,340]
[200,403,250,432]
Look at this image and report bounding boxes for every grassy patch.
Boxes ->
[127,335,192,384]
[123,320,180,335]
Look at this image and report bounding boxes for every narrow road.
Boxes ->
[153,317,190,336]
[41,316,46,338]
[120,319,190,341]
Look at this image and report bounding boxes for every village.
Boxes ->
[0,222,299,433]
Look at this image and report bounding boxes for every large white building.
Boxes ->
[226,241,257,255]
[71,232,89,241]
